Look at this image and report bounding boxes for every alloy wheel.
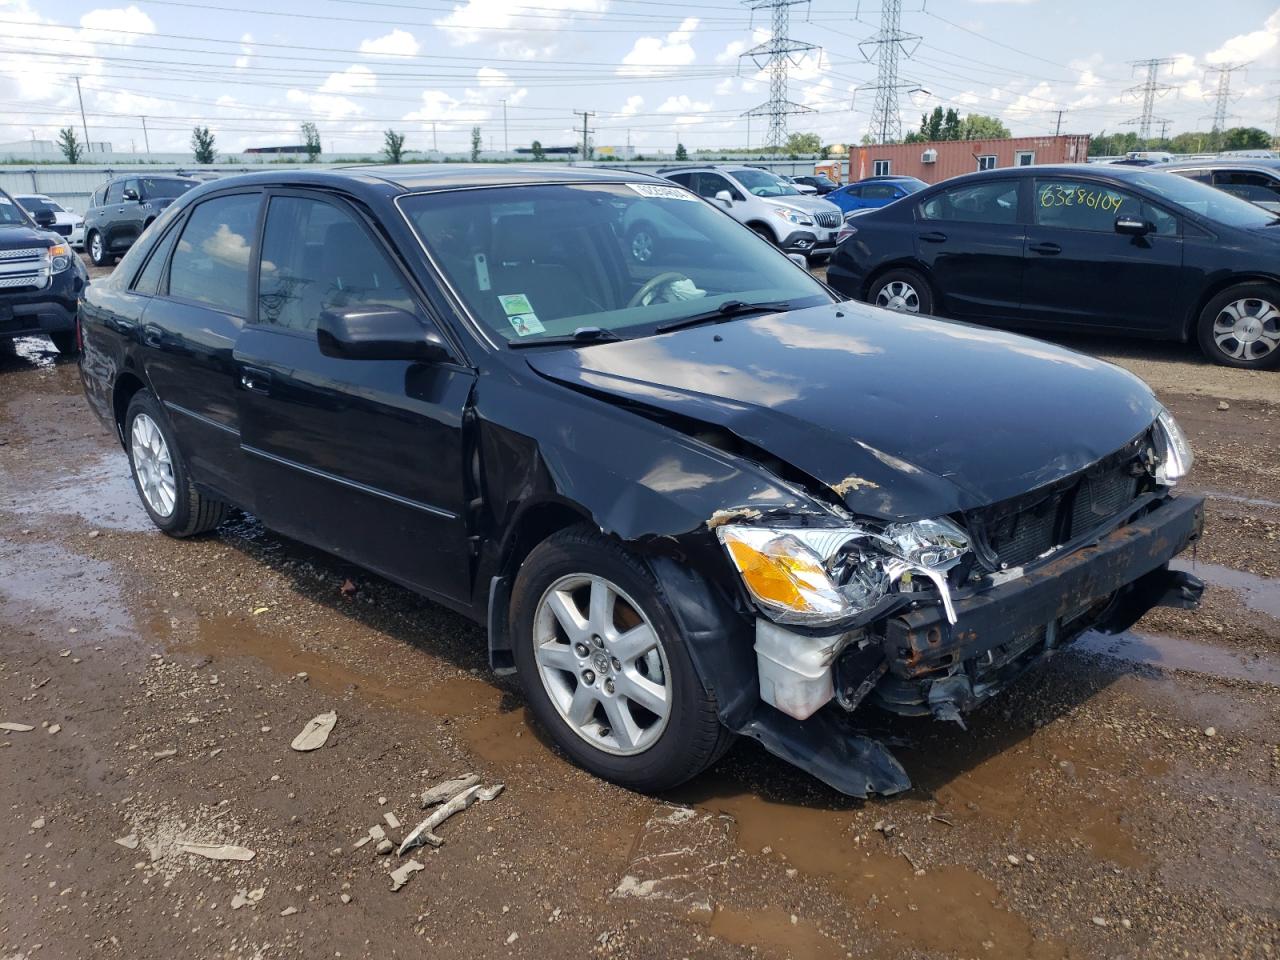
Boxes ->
[630,230,654,262]
[1212,297,1279,362]
[532,573,671,756]
[90,233,103,263]
[130,413,176,518]
[875,280,921,313]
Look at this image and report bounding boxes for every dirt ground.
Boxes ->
[1,259,1277,960]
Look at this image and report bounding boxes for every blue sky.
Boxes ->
[2,0,1278,155]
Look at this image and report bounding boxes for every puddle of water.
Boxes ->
[709,905,840,960]
[0,540,138,645]
[5,451,152,532]
[1200,489,1280,511]
[1172,557,1280,619]
[1072,630,1280,686]
[5,336,58,370]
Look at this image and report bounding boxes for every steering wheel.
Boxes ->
[628,272,692,309]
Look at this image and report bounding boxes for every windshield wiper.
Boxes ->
[506,326,623,349]
[655,299,793,334]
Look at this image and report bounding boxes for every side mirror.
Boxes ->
[122,188,140,201]
[32,209,56,228]
[714,190,734,208]
[317,306,450,362]
[1115,216,1152,236]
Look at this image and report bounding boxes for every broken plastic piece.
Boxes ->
[290,711,337,752]
[114,833,139,850]
[399,785,481,854]
[383,811,401,829]
[0,722,35,732]
[178,841,256,861]
[390,859,424,892]
[420,773,479,807]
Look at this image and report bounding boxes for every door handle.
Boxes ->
[1029,242,1061,255]
[141,323,163,347]
[240,368,272,395]
[919,231,947,243]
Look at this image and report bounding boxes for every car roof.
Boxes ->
[1163,158,1280,172]
[918,164,1173,189]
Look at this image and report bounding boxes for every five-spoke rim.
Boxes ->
[1212,297,1279,362]
[130,413,176,518]
[630,230,654,262]
[90,233,102,261]
[532,573,671,756]
[876,280,921,313]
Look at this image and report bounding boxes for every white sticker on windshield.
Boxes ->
[627,183,698,201]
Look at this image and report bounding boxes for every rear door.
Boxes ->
[913,178,1025,320]
[121,178,145,245]
[1020,177,1185,334]
[233,190,476,602]
[102,180,125,250]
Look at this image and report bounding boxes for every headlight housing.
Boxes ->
[717,517,970,627]
[1153,407,1193,485]
[772,206,815,226]
[48,243,71,274]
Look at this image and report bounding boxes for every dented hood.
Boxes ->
[524,301,1163,519]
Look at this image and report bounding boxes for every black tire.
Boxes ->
[1195,281,1280,370]
[749,224,776,245]
[48,331,77,356]
[868,267,934,316]
[510,525,734,792]
[626,222,658,263]
[124,390,228,538]
[88,230,114,267]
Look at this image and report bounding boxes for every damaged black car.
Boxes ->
[77,166,1205,797]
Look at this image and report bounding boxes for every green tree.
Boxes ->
[920,106,944,141]
[470,126,482,162]
[530,139,545,161]
[301,122,321,162]
[942,108,962,140]
[784,132,821,155]
[675,142,688,160]
[1222,126,1271,150]
[57,127,83,164]
[959,114,1011,140]
[382,128,405,163]
[191,125,216,163]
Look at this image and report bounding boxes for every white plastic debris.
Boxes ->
[0,722,35,732]
[290,711,337,752]
[399,783,503,854]
[368,824,386,841]
[383,812,401,829]
[178,841,256,862]
[420,774,480,807]
[390,859,424,892]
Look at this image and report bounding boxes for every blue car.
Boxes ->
[827,176,927,215]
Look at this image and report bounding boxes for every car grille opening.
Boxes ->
[814,211,841,229]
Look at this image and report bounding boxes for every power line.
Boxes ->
[1206,61,1249,148]
[1123,57,1177,140]
[858,0,921,144]
[738,0,817,151]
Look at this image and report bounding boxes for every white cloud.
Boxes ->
[79,5,155,43]
[434,0,607,48]
[656,94,710,114]
[619,17,699,77]
[619,95,644,116]
[358,29,421,57]
[1207,10,1280,64]
[286,88,364,121]
[319,65,377,95]
[234,32,253,70]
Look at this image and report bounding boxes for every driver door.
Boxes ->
[234,190,477,602]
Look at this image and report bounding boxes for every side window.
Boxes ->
[666,173,693,188]
[694,173,732,200]
[1142,202,1179,237]
[1015,151,1035,166]
[977,155,998,171]
[1034,180,1141,232]
[132,221,182,296]
[256,196,415,333]
[872,160,891,176]
[862,184,897,201]
[167,193,260,314]
[1174,169,1212,184]
[123,179,140,200]
[104,181,122,204]
[920,181,1019,225]
[1215,171,1280,205]
[92,187,106,209]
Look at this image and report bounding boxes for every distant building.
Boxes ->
[0,139,114,159]
[244,145,309,154]
[848,135,1091,183]
[514,145,579,156]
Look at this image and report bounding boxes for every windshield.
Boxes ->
[142,178,198,199]
[400,182,832,345]
[1133,171,1276,228]
[0,195,30,225]
[732,169,802,198]
[17,196,62,214]
[899,180,926,195]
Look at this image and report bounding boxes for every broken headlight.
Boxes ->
[717,517,970,627]
[1153,407,1193,486]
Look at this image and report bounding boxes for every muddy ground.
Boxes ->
[0,260,1277,960]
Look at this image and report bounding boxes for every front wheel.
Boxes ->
[869,268,933,315]
[88,230,114,267]
[627,223,657,263]
[1196,282,1280,369]
[510,526,733,792]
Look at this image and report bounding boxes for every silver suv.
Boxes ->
[659,165,845,260]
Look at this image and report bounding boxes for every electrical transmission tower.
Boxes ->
[739,0,818,153]
[858,0,921,144]
[1205,62,1249,147]
[1123,57,1177,140]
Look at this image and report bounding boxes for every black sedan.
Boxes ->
[827,164,1280,369]
[78,166,1203,798]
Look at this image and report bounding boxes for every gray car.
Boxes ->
[83,175,199,266]
[1162,159,1280,213]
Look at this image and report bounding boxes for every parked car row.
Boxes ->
[0,187,87,354]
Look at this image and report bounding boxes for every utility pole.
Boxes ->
[1205,62,1249,149]
[140,116,151,155]
[574,110,594,161]
[1123,58,1177,141]
[500,99,508,153]
[1159,118,1171,143]
[1053,109,1067,136]
[1271,96,1280,150]
[73,76,89,151]
[432,121,438,152]
[858,0,922,145]
[739,0,817,152]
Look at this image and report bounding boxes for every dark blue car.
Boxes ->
[827,176,927,215]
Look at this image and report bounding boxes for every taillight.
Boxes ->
[835,223,857,244]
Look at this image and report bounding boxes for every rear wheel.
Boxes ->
[1196,282,1280,369]
[48,331,77,356]
[88,230,114,267]
[869,268,933,315]
[125,391,228,537]
[510,526,733,792]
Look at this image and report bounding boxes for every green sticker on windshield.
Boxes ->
[498,293,534,316]
[499,293,544,336]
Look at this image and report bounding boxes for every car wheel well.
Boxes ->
[1186,274,1280,341]
[863,261,930,301]
[112,373,147,445]
[745,220,775,240]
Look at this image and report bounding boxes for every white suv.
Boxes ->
[660,165,844,261]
